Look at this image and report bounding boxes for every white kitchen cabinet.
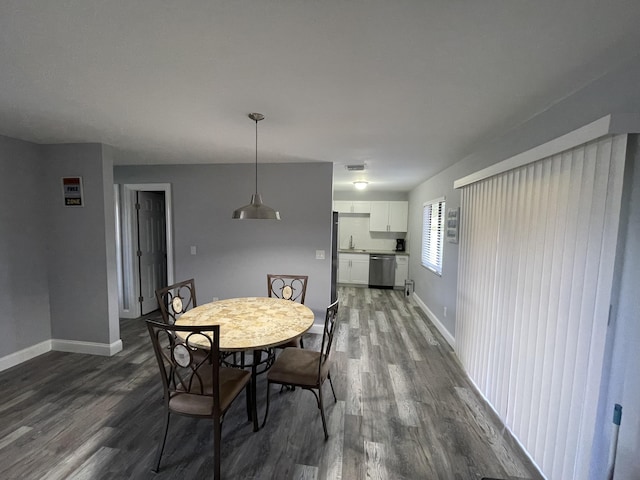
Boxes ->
[338,253,369,285]
[394,255,409,287]
[334,200,371,214]
[369,201,408,232]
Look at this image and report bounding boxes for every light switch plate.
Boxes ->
[315,250,325,260]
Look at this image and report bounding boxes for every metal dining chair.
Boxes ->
[267,274,309,348]
[155,278,197,325]
[146,320,253,479]
[261,300,339,440]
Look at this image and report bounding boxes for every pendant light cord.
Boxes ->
[254,117,258,195]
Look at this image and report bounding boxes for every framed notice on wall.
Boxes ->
[446,207,459,243]
[62,177,84,207]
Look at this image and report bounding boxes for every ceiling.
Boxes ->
[2,1,640,192]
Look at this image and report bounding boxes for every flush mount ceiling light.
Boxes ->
[232,113,281,220]
[353,181,369,190]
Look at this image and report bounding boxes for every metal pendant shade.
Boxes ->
[232,113,281,220]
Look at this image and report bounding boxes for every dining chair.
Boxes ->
[155,278,197,325]
[155,278,214,366]
[146,320,252,479]
[155,280,255,425]
[261,300,339,440]
[267,274,309,348]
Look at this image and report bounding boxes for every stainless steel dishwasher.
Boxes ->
[368,254,396,288]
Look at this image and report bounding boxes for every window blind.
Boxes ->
[421,198,445,275]
[455,134,627,480]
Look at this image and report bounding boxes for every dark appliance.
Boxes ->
[368,254,396,288]
[395,238,406,252]
[331,211,338,302]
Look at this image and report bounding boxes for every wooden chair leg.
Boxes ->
[153,410,171,472]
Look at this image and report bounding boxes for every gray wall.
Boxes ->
[44,143,119,345]
[0,136,51,356]
[114,162,334,321]
[0,138,120,361]
[408,54,640,478]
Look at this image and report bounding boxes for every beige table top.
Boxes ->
[175,296,315,351]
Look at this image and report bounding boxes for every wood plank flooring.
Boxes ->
[0,287,543,479]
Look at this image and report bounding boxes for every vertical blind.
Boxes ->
[421,198,445,275]
[455,135,627,480]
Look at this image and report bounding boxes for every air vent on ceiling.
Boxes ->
[345,164,366,171]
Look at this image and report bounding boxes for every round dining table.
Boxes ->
[175,296,315,430]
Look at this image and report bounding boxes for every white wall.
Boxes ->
[337,215,400,252]
[114,162,334,321]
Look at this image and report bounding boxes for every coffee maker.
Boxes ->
[395,238,406,252]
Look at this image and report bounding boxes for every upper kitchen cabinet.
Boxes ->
[369,201,408,232]
[333,200,371,214]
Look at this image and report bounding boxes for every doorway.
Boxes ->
[116,183,174,319]
[136,191,167,315]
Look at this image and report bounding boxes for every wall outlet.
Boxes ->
[190,245,197,255]
[316,250,325,260]
[212,296,218,302]
[444,306,447,318]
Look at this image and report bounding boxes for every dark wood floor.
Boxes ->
[0,287,542,480]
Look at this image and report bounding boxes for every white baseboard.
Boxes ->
[118,309,139,319]
[411,292,456,349]
[0,340,52,373]
[51,338,124,356]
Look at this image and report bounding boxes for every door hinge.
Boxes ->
[136,250,142,257]
[138,296,144,303]
[135,202,141,210]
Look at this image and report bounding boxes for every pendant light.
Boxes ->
[232,113,281,220]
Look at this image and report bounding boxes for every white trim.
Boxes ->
[412,292,455,348]
[51,339,123,356]
[454,113,640,189]
[118,183,174,319]
[0,341,51,373]
[423,196,445,207]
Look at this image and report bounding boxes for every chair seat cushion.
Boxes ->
[278,336,302,349]
[169,367,250,416]
[267,347,323,387]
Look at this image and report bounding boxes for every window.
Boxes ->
[421,197,445,275]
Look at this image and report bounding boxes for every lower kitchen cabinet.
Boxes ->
[394,255,409,287]
[338,253,369,285]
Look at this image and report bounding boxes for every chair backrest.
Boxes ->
[146,320,220,409]
[318,300,339,381]
[155,279,197,325]
[267,274,308,304]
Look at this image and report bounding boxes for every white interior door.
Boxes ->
[137,191,167,315]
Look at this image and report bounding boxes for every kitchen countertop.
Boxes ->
[338,249,408,255]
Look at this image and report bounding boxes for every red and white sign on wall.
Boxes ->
[62,177,84,207]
